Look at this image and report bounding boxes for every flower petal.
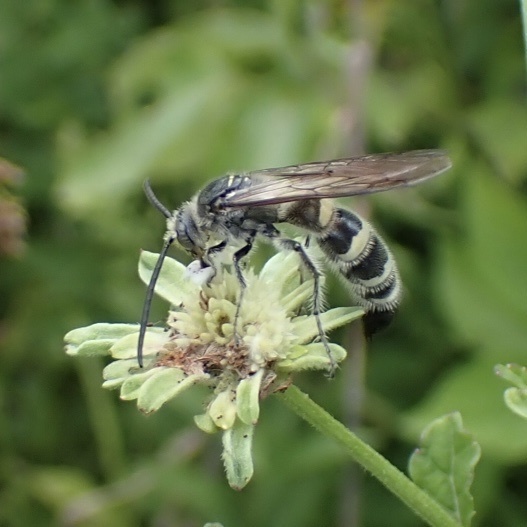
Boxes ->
[194,412,220,434]
[120,367,167,400]
[65,323,139,356]
[110,328,167,359]
[137,369,209,413]
[291,307,364,344]
[280,280,313,314]
[259,251,303,296]
[68,339,117,357]
[103,358,138,383]
[209,390,237,430]
[236,369,264,425]
[65,323,139,345]
[259,251,298,281]
[277,343,347,372]
[139,251,199,305]
[222,420,254,490]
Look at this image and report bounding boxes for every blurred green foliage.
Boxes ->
[1,0,526,526]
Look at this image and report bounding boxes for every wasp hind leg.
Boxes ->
[277,238,336,377]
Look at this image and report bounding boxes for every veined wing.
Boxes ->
[221,150,451,208]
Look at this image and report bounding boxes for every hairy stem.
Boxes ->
[277,385,462,527]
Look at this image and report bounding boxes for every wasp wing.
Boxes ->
[221,150,451,208]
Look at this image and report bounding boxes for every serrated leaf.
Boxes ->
[409,413,480,527]
[401,358,527,463]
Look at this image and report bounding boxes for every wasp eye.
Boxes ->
[175,207,202,253]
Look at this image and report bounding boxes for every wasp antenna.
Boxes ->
[144,179,172,219]
[137,236,175,367]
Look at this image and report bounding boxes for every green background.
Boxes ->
[1,0,526,525]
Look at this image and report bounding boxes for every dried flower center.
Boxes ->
[156,337,254,378]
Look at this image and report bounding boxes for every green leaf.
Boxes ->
[466,100,527,184]
[401,358,527,463]
[408,413,480,527]
[464,169,527,321]
[436,167,527,354]
[57,81,224,217]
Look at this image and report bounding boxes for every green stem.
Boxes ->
[277,385,461,527]
[522,0,527,70]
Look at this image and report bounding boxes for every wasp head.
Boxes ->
[172,201,207,258]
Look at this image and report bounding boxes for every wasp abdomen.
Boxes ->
[317,208,401,337]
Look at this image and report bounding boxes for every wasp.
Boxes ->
[138,150,451,372]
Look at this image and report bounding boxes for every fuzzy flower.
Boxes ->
[65,250,363,489]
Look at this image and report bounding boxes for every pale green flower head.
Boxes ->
[65,249,363,489]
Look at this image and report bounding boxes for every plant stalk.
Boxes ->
[277,385,462,527]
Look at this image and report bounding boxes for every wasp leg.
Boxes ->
[232,238,254,346]
[277,238,336,377]
[207,239,227,256]
[203,240,228,281]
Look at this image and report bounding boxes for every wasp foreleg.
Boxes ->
[201,240,228,282]
[232,238,255,346]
